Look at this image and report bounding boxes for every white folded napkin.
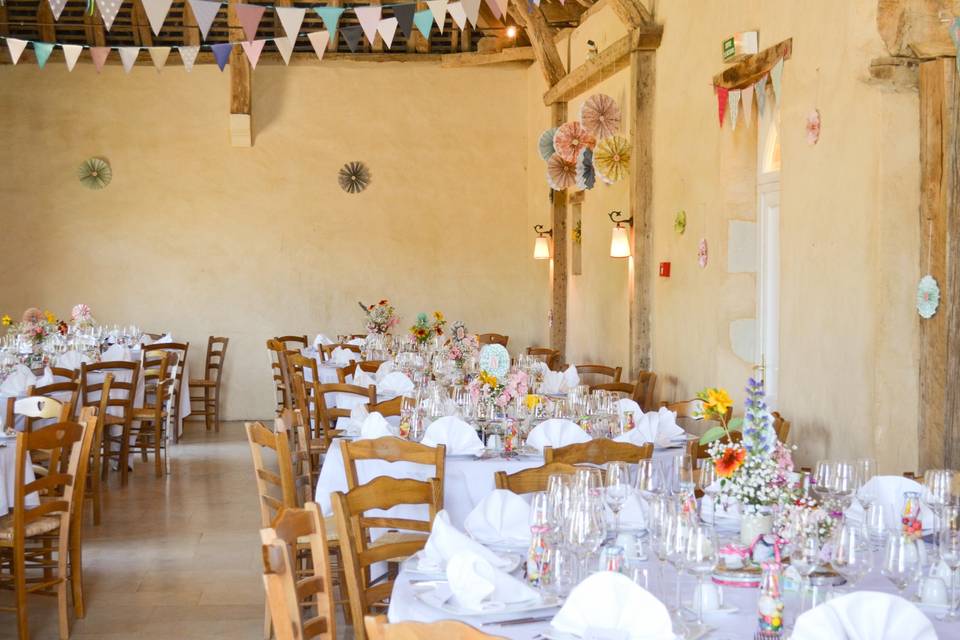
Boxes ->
[343,404,369,436]
[347,337,366,346]
[101,343,132,362]
[377,371,415,399]
[420,416,484,455]
[616,408,685,448]
[420,510,513,573]
[464,490,531,547]
[0,365,36,397]
[352,366,376,388]
[846,476,935,530]
[551,571,674,640]
[328,347,356,366]
[314,334,334,347]
[540,365,580,394]
[55,350,91,371]
[792,591,936,640]
[358,411,399,440]
[616,398,642,424]
[375,360,396,382]
[444,552,538,612]
[34,367,54,388]
[562,365,579,392]
[156,333,174,343]
[525,418,591,452]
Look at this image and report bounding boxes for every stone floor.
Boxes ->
[1,421,276,639]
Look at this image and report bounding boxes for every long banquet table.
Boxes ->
[0,436,37,517]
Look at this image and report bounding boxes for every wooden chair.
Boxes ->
[130,352,173,478]
[662,398,732,422]
[16,382,76,431]
[526,347,559,370]
[342,437,446,499]
[261,503,337,640]
[365,615,501,640]
[277,335,309,351]
[575,364,622,384]
[80,360,140,486]
[77,375,112,527]
[632,372,657,411]
[315,382,376,449]
[544,439,653,465]
[477,333,509,347]
[365,395,405,418]
[321,344,362,362]
[335,363,359,385]
[141,341,189,443]
[494,462,580,494]
[267,339,291,413]
[44,367,80,383]
[188,336,229,432]
[357,360,385,374]
[277,404,318,505]
[332,476,443,640]
[589,382,635,397]
[287,354,324,436]
[65,407,97,620]
[772,411,791,443]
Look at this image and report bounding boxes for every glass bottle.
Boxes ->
[757,562,785,637]
[901,491,923,539]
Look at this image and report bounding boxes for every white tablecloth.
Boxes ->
[0,438,38,517]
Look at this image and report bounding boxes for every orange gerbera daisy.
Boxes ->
[715,446,746,478]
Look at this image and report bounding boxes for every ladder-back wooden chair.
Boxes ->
[575,364,623,384]
[589,381,635,397]
[341,437,446,498]
[315,382,376,448]
[80,361,140,486]
[267,339,290,413]
[772,411,791,443]
[188,335,229,432]
[277,335,309,351]
[477,333,509,347]
[633,371,657,411]
[357,360,385,374]
[494,462,581,494]
[365,395,404,418]
[130,351,173,477]
[141,341,189,443]
[526,347,559,370]
[544,440,653,465]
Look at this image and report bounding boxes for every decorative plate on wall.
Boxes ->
[338,161,371,194]
[78,158,112,190]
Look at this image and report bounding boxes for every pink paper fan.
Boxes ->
[546,153,577,191]
[580,94,621,138]
[553,121,596,162]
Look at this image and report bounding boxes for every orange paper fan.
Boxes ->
[580,94,621,138]
[553,121,596,162]
[547,153,577,191]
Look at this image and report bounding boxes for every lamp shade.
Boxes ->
[534,235,552,260]
[610,225,632,258]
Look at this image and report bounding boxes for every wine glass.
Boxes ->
[855,458,878,506]
[864,502,892,551]
[684,524,718,627]
[604,462,631,535]
[697,460,719,525]
[647,495,673,601]
[635,459,665,501]
[939,527,960,621]
[924,469,957,555]
[575,467,604,500]
[813,460,833,502]
[665,509,692,622]
[831,461,858,508]
[668,454,695,497]
[565,492,605,582]
[790,526,821,614]
[881,532,923,597]
[831,520,873,591]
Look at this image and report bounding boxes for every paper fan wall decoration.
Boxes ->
[575,148,595,190]
[78,158,112,190]
[593,136,631,183]
[538,128,558,161]
[338,161,371,194]
[546,153,576,191]
[580,94,621,139]
[553,121,596,162]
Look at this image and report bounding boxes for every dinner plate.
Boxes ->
[403,550,524,578]
[414,582,561,617]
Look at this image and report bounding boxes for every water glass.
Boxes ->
[831,461,858,507]
[697,460,719,525]
[939,527,960,621]
[881,532,923,596]
[684,524,718,625]
[605,462,631,534]
[865,502,892,551]
[813,460,833,501]
[855,458,878,505]
[830,520,873,590]
[635,458,665,500]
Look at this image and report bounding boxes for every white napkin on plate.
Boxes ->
[377,372,414,398]
[551,571,674,640]
[358,412,398,440]
[375,360,396,382]
[445,552,538,612]
[610,494,647,530]
[0,365,36,397]
[352,366,376,388]
[464,490,531,547]
[314,334,334,347]
[156,333,173,343]
[792,591,936,640]
[55,350,90,372]
[420,416,484,455]
[541,365,580,394]
[328,347,355,366]
[846,476,934,530]
[616,398,643,424]
[617,408,685,448]
[525,418,591,452]
[101,343,132,362]
[343,404,369,436]
[420,510,513,573]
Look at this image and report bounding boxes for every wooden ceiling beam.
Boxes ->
[37,1,56,43]
[182,0,200,46]
[607,0,652,28]
[228,0,252,147]
[131,0,154,47]
[508,0,565,85]
[83,6,107,47]
[712,38,792,90]
[441,46,535,67]
[878,0,960,59]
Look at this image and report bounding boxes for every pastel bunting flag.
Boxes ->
[728,89,741,130]
[314,6,345,38]
[393,4,416,39]
[413,9,434,38]
[354,6,382,45]
[118,46,140,73]
[95,0,122,31]
[951,18,960,73]
[188,0,222,41]
[447,1,467,30]
[755,74,767,116]
[274,36,295,65]
[462,0,480,27]
[90,46,111,72]
[33,42,54,69]
[47,0,68,21]
[493,0,508,17]
[307,30,330,61]
[179,45,200,71]
[276,6,306,39]
[341,25,364,53]
[484,0,502,19]
[426,0,448,34]
[240,39,265,68]
[6,38,28,65]
[211,42,232,71]
[715,85,729,128]
[62,44,83,71]
[236,3,266,41]
[378,18,398,49]
[148,46,170,71]
[742,85,754,124]
[142,0,173,36]
[771,58,783,105]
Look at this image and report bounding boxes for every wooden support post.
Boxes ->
[371,0,384,53]
[607,0,652,28]
[228,0,252,147]
[508,0,565,85]
[37,1,56,43]
[461,23,473,53]
[629,49,654,376]
[551,102,569,361]
[182,0,200,46]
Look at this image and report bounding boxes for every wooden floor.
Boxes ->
[1,422,275,639]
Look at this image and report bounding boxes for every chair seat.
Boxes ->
[300,516,339,544]
[0,513,61,541]
[189,378,216,387]
[131,407,167,420]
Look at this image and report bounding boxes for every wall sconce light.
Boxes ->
[533,224,553,260]
[608,210,634,258]
[506,25,518,39]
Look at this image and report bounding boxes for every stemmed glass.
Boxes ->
[697,460,719,525]
[831,520,873,592]
[864,502,892,551]
[790,524,821,614]
[604,462,630,535]
[924,469,957,556]
[813,460,833,502]
[831,461,858,508]
[565,490,605,583]
[647,495,673,601]
[665,509,692,625]
[855,458,878,507]
[684,524,718,628]
[667,454,695,498]
[881,532,924,597]
[635,459,665,501]
[939,527,960,621]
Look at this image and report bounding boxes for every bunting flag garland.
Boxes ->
[211,42,232,70]
[236,3,266,41]
[426,0,448,34]
[307,30,330,61]
[378,18,399,49]
[189,0,222,41]
[950,18,960,73]
[715,85,729,127]
[393,4,416,39]
[447,2,467,30]
[493,0,508,17]
[485,0,502,19]
[354,6,382,44]
[341,25,364,52]
[62,44,83,71]
[240,39,265,68]
[179,45,200,71]
[314,6,345,38]
[771,58,783,105]
[274,35,295,65]
[143,0,174,36]
[118,46,140,73]
[95,0,121,31]
[728,89,741,130]
[462,0,481,27]
[276,6,306,39]
[33,42,54,69]
[755,75,767,117]
[47,0,68,21]
[90,46,110,72]
[148,46,170,71]
[6,38,28,65]
[742,85,754,124]
[413,9,434,38]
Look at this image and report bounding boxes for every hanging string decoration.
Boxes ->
[580,94,621,139]
[77,157,112,190]
[538,127,558,161]
[338,161,371,194]
[575,148,595,191]
[592,135,631,183]
[546,153,577,191]
[553,121,596,162]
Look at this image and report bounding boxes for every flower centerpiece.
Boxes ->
[70,303,96,329]
[469,368,529,410]
[358,300,399,335]
[431,311,447,336]
[446,321,479,369]
[409,313,435,345]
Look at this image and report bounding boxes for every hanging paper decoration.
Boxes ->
[240,39,265,68]
[148,46,170,71]
[211,42,233,71]
[33,42,54,69]
[462,0,480,27]
[698,238,708,268]
[95,0,121,31]
[493,0,508,16]
[90,46,111,72]
[339,161,371,194]
[771,58,784,105]
[378,18,399,49]
[917,275,940,319]
[553,121,596,162]
[580,94,621,139]
[538,128,557,161]
[179,45,200,71]
[47,0,68,21]
[118,46,140,73]
[314,6,345,37]
[715,85,729,127]
[275,6,306,39]
[484,0,502,19]
[274,36,295,65]
[62,44,83,71]
[546,153,576,191]
[447,2,467,30]
[413,9,434,38]
[426,0,448,34]
[755,75,767,117]
[307,30,330,61]
[728,89,741,130]
[592,135,630,183]
[6,38,28,65]
[674,210,686,235]
[950,18,960,73]
[189,0,222,41]
[78,158,112,190]
[742,85,754,124]
[355,6,382,44]
[235,3,266,41]
[394,4,416,39]
[805,109,821,145]
[341,25,364,52]
[142,0,173,36]
[575,148,595,191]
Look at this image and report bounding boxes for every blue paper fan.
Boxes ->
[575,148,595,190]
[538,128,558,161]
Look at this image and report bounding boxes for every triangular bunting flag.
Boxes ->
[314,7,344,38]
[235,3,266,41]
[377,18,398,49]
[771,58,784,105]
[47,0,68,21]
[118,46,140,73]
[90,46,111,72]
[728,89,741,130]
[341,25,364,53]
[142,0,173,36]
[393,4,415,39]
[426,0,448,34]
[307,30,329,61]
[6,38,28,65]
[715,85,729,128]
[148,46,170,71]
[447,2,467,30]
[211,42,232,71]
[413,9,433,39]
[179,45,199,71]
[274,36,295,65]
[951,18,960,74]
[755,74,767,117]
[240,39,265,69]
[188,0,222,41]
[462,0,480,27]
[494,0,508,18]
[354,6,382,45]
[484,0,502,20]
[33,42,54,69]
[742,85,754,124]
[62,44,83,71]
[95,0,121,31]
[276,6,306,39]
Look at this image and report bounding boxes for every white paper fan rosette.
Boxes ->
[575,148,595,190]
[538,127,558,161]
[547,153,577,191]
[580,93,621,139]
[593,135,631,184]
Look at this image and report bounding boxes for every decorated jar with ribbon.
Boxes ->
[901,491,923,539]
[757,562,785,636]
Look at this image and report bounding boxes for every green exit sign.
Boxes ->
[722,37,737,61]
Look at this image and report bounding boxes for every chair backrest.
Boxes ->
[276,335,309,351]
[544,439,653,465]
[266,339,290,410]
[365,395,404,418]
[364,615,499,640]
[332,476,442,640]
[494,461,581,494]
[476,333,508,347]
[245,421,299,527]
[261,502,336,640]
[772,411,790,443]
[277,405,316,505]
[341,437,446,497]
[357,360,384,374]
[142,342,189,410]
[575,364,622,384]
[203,336,229,386]
[663,398,733,423]
[287,356,322,437]
[334,363,358,385]
[633,371,657,411]
[315,383,376,446]
[46,366,79,382]
[80,360,141,420]
[589,382,635,397]
[20,379,78,428]
[526,347,559,370]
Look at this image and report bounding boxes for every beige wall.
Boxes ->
[0,61,544,419]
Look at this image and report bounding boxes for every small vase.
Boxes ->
[741,510,774,546]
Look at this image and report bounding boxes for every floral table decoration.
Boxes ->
[358,299,399,335]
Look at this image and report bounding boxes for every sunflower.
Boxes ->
[44,310,57,324]
[479,371,499,388]
[706,388,733,415]
[1,315,10,327]
[715,446,746,478]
